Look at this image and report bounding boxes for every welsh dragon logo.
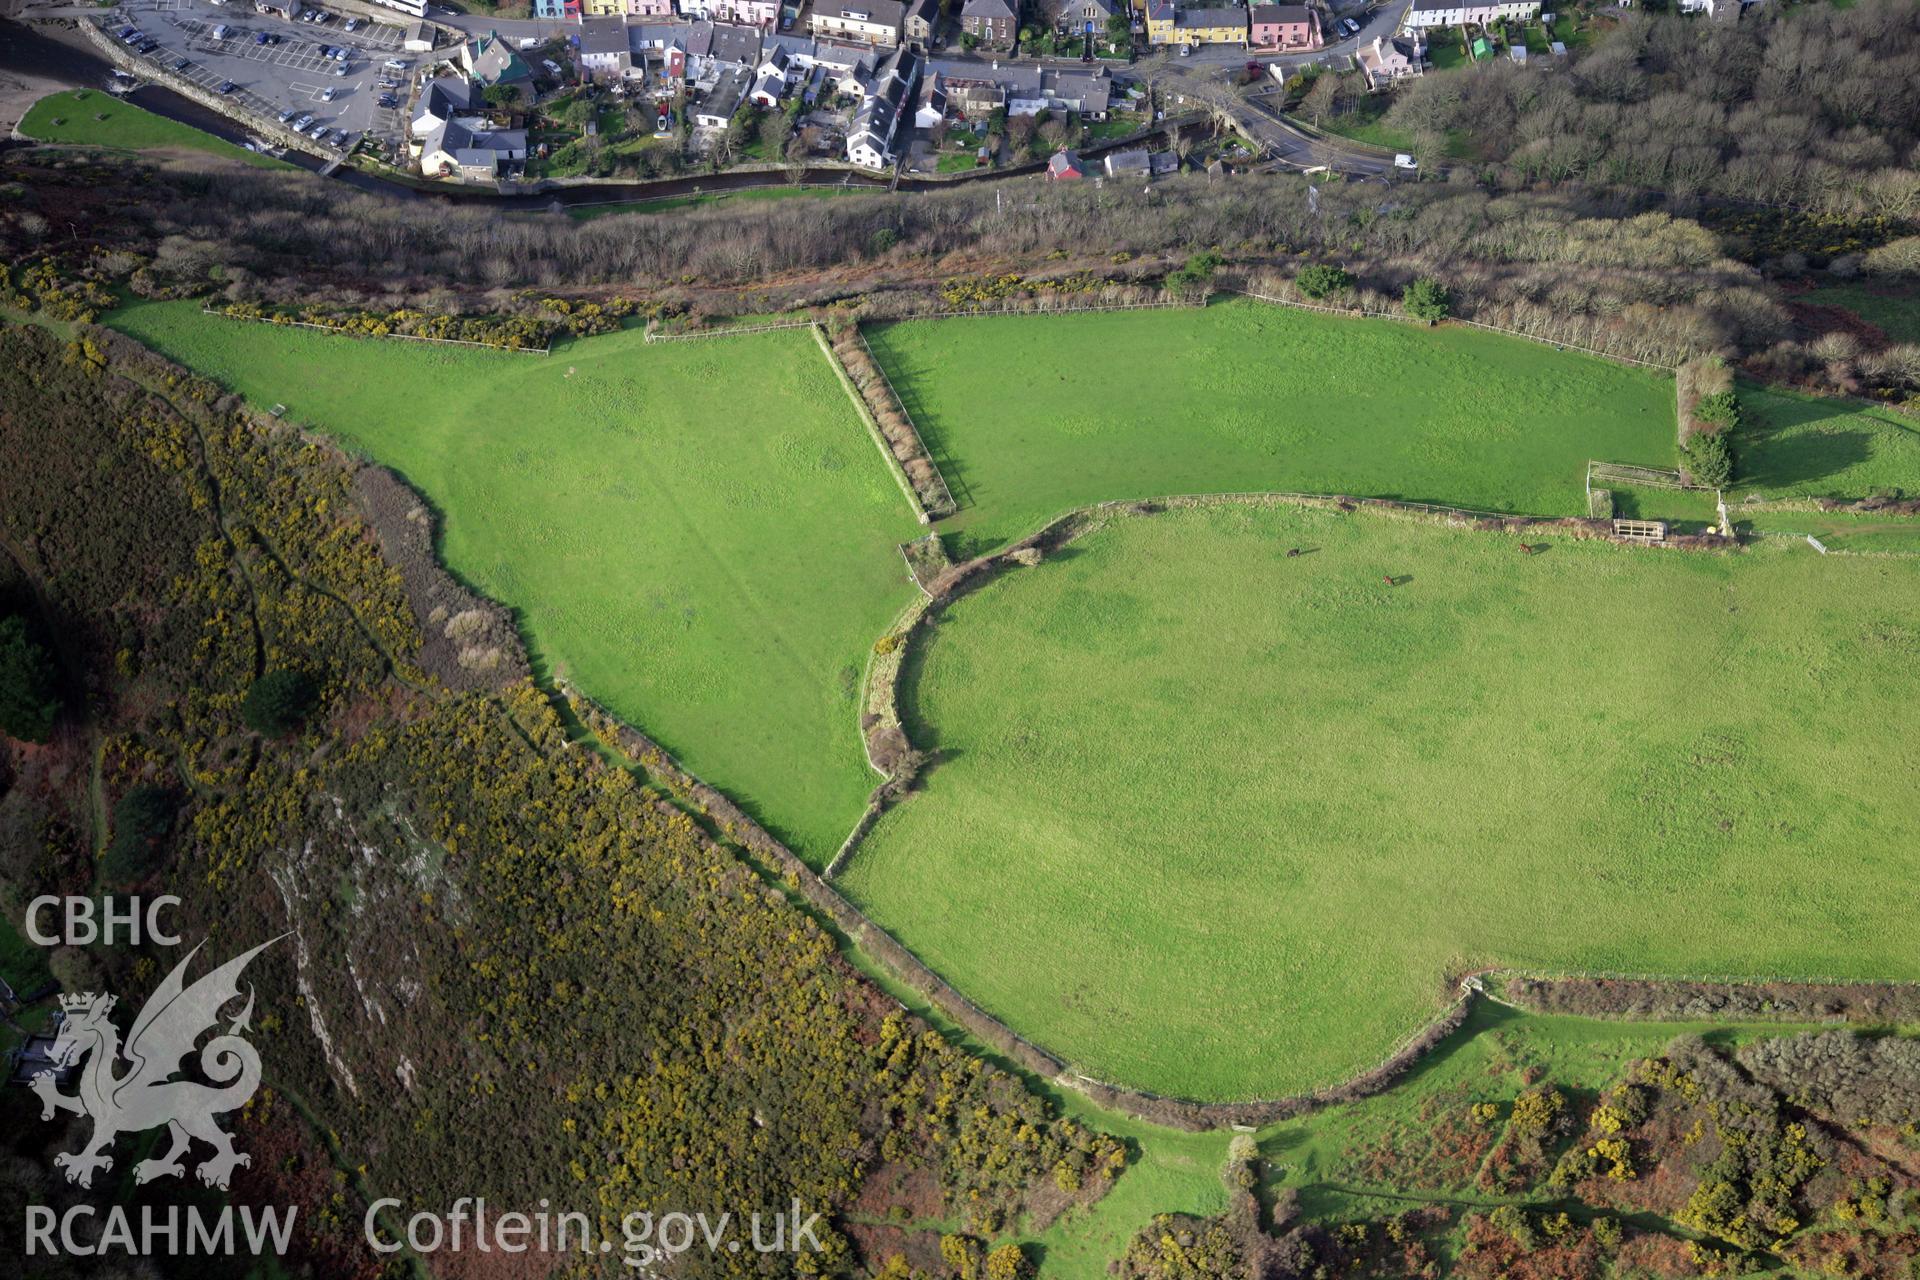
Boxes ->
[30,936,283,1191]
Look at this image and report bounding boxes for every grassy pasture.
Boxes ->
[1736,381,1920,500]
[865,300,1678,556]
[842,502,1920,1101]
[19,90,292,169]
[1799,281,1920,345]
[105,299,922,862]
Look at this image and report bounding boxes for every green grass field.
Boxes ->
[1799,282,1920,344]
[866,300,1677,555]
[19,90,292,169]
[842,501,1920,1100]
[1737,381,1920,498]
[105,299,922,861]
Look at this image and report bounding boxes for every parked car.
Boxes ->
[321,86,338,101]
[332,47,349,61]
[384,58,409,69]
[343,17,360,31]
[138,40,160,54]
[333,64,349,76]
[173,56,192,70]
[210,24,231,39]
[376,93,398,107]
[309,122,329,138]
[217,80,237,93]
[278,107,299,122]
[1340,17,1360,35]
[293,113,314,130]
[1393,152,1417,171]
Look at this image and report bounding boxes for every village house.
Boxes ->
[628,0,675,15]
[417,118,529,180]
[690,20,766,79]
[1356,32,1424,88]
[1046,149,1084,180]
[632,22,693,86]
[913,74,948,127]
[578,15,635,78]
[1057,0,1120,37]
[458,30,536,99]
[960,0,1018,46]
[254,0,297,19]
[919,57,1113,119]
[1402,0,1540,28]
[811,0,907,47]
[1146,3,1247,46]
[680,0,782,27]
[694,64,752,125]
[1247,4,1321,51]
[847,44,920,168]
[904,0,940,41]
[411,74,482,138]
[534,0,583,20]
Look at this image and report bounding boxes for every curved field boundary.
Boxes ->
[551,494,1884,1131]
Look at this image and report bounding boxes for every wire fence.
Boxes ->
[1228,289,1681,372]
[644,319,816,342]
[848,325,956,517]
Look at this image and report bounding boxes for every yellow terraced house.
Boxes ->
[1147,4,1251,46]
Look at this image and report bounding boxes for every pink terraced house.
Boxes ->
[1248,4,1321,51]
